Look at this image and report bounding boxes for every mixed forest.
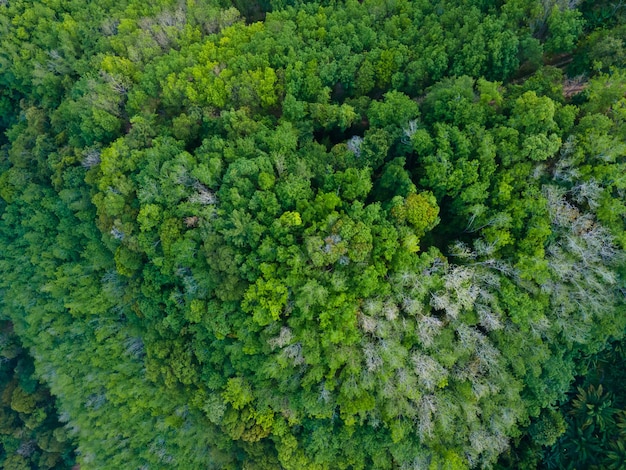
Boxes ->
[1,0,625,468]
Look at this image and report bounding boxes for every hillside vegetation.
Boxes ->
[1,0,625,468]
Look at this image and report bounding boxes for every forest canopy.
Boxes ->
[1,0,625,468]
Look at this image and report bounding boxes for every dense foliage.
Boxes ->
[497,338,626,469]
[1,0,625,468]
[0,322,76,469]
[547,341,626,470]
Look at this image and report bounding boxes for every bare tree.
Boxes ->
[416,315,443,348]
[82,148,101,168]
[268,326,293,350]
[189,182,217,205]
[346,136,363,158]
[412,354,447,392]
[281,342,305,366]
[363,341,383,372]
[416,394,437,439]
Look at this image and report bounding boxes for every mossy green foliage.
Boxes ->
[1,0,625,468]
[0,323,76,470]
